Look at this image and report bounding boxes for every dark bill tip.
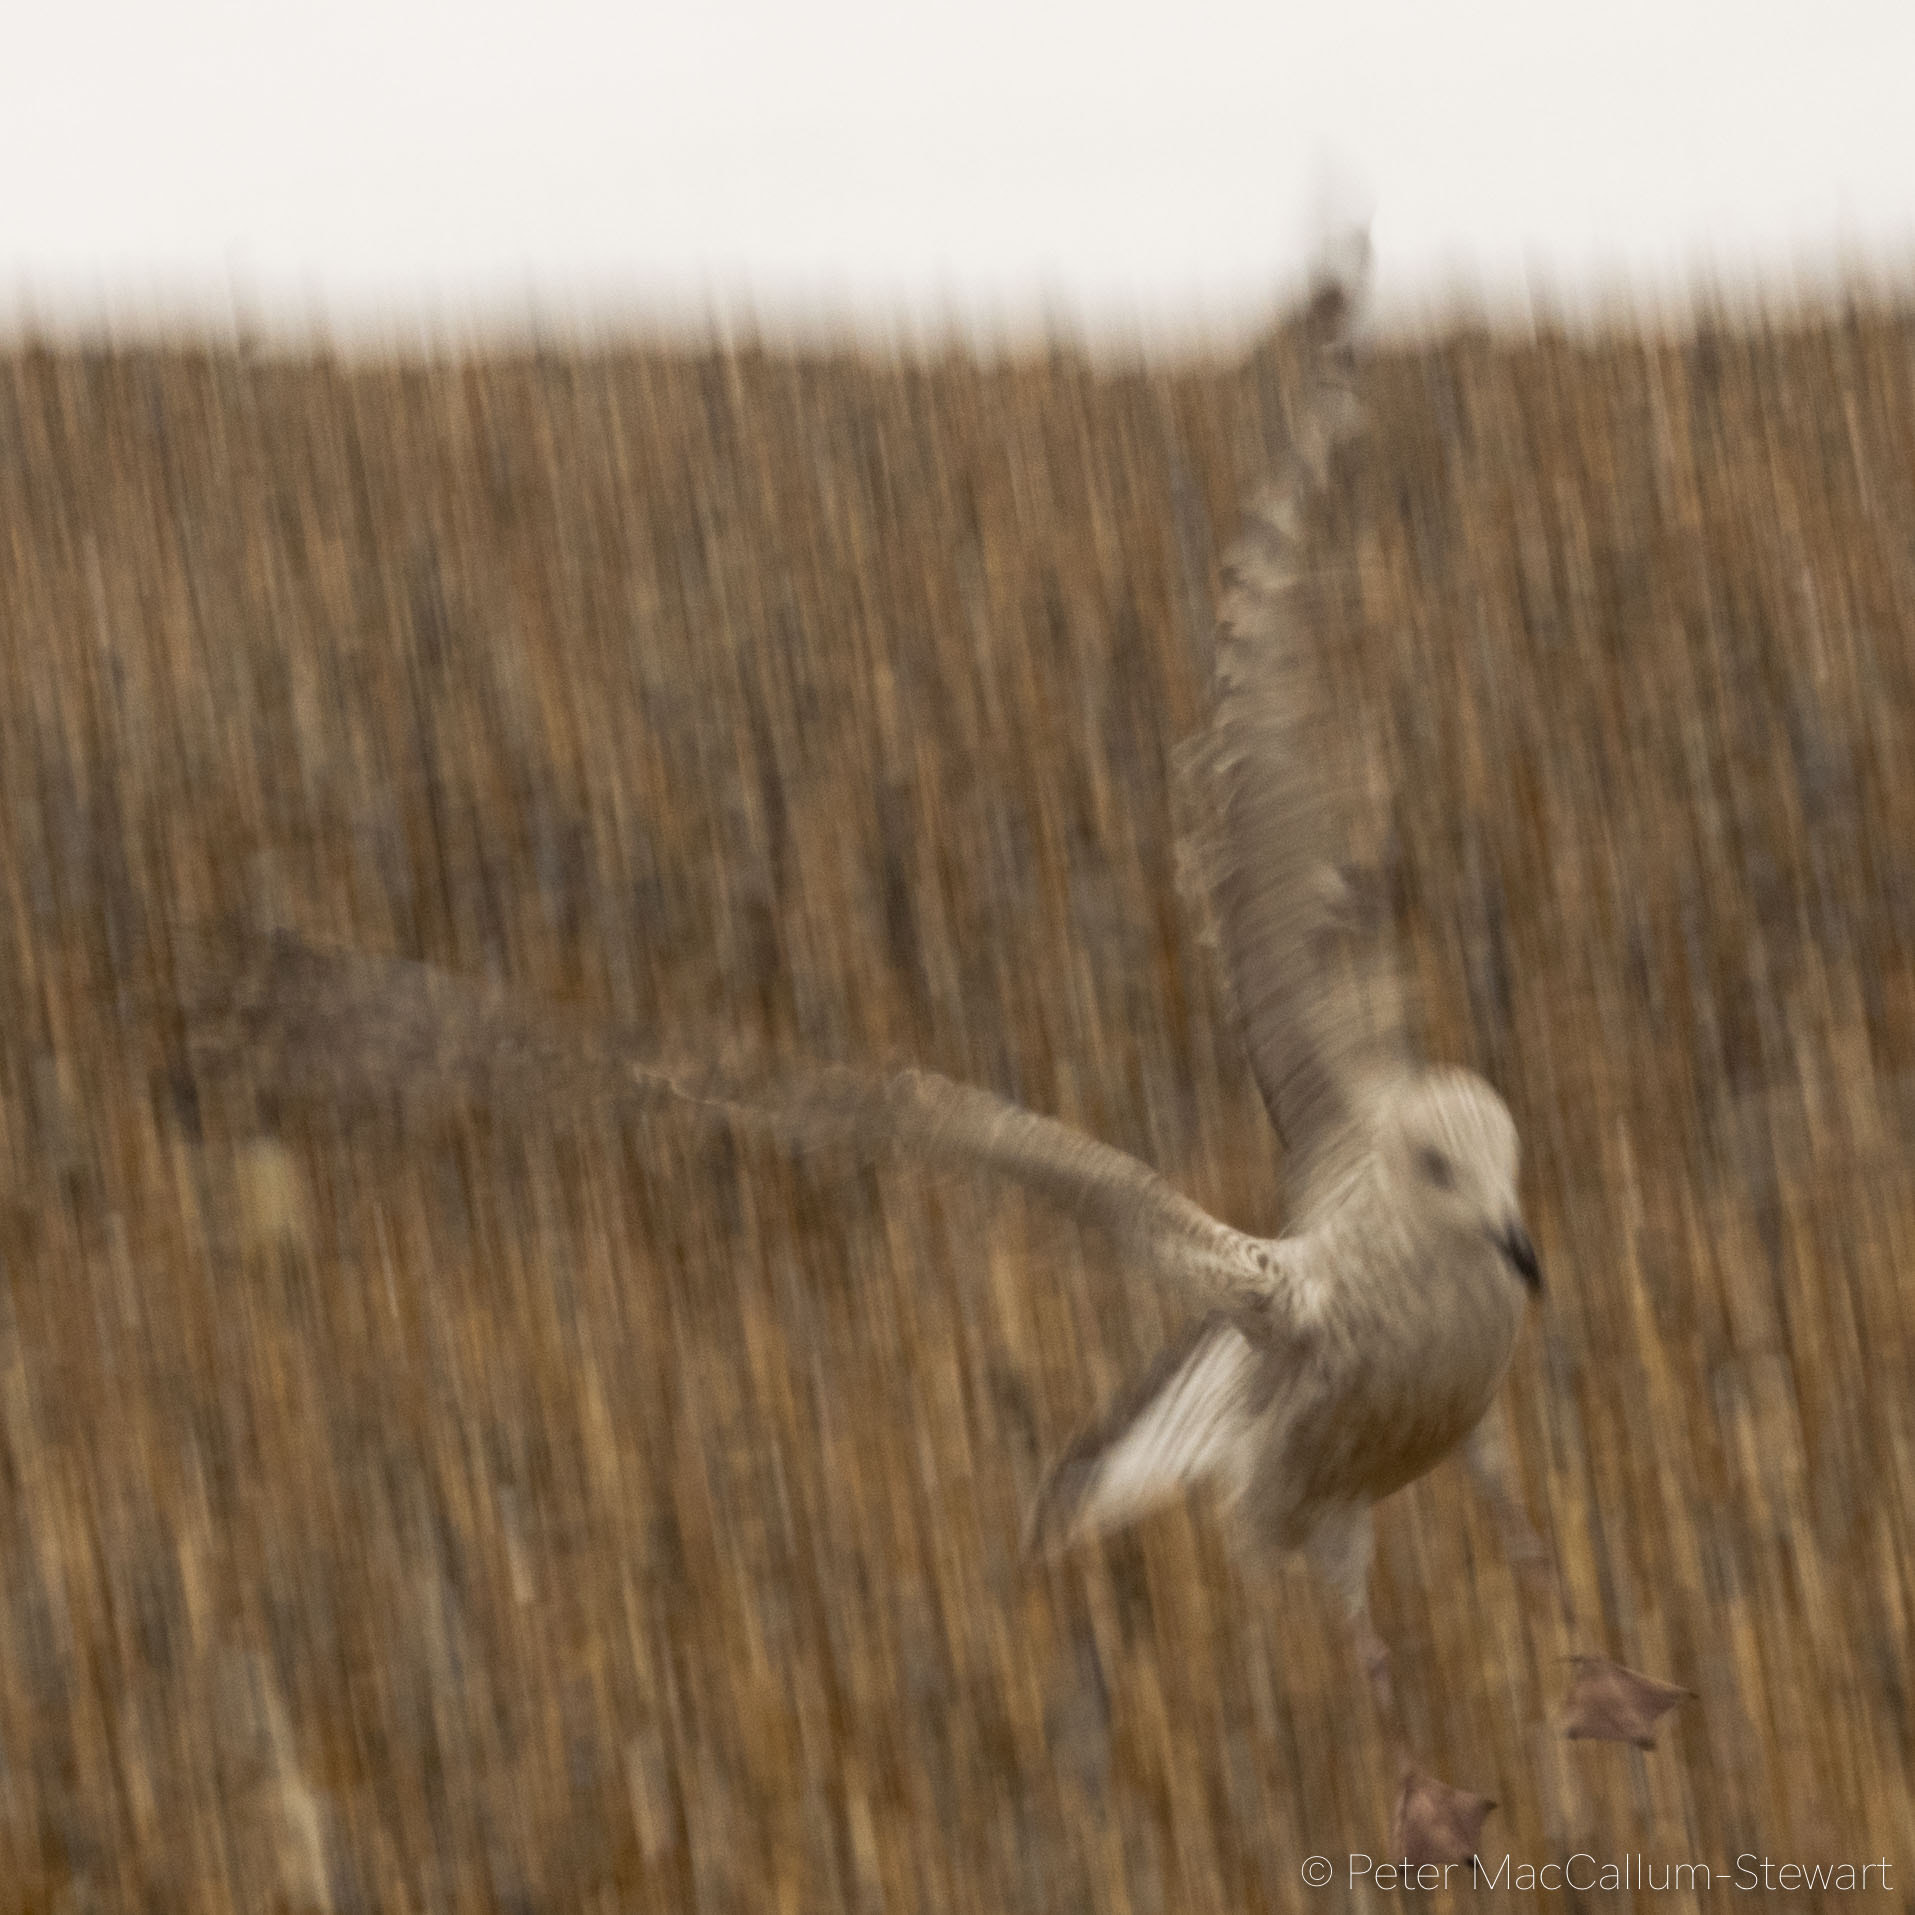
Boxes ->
[1495,1221,1542,1292]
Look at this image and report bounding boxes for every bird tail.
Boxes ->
[1026,1311,1260,1555]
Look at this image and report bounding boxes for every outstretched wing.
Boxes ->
[182,930,1264,1316]
[857,1069,1254,1300]
[689,1061,1264,1311]
[182,926,642,1118]
[1179,239,1413,1227]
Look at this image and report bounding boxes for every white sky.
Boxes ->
[6,0,1914,348]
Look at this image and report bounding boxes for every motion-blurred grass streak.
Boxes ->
[2,301,1914,1908]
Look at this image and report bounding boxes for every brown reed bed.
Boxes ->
[1,295,1913,1907]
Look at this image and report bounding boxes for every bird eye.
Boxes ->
[1417,1147,1456,1190]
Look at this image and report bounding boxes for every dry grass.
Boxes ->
[2,297,1914,1909]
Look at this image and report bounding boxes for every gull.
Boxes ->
[835,251,1687,1858]
[185,244,1689,1865]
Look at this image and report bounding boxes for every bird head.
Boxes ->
[1378,1067,1539,1291]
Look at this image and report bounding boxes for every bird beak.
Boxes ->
[1493,1219,1542,1292]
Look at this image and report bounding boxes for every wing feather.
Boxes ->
[1179,240,1412,1225]
[183,930,1260,1313]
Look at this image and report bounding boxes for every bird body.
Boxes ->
[1271,1184,1525,1524]
[1031,1067,1533,1561]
